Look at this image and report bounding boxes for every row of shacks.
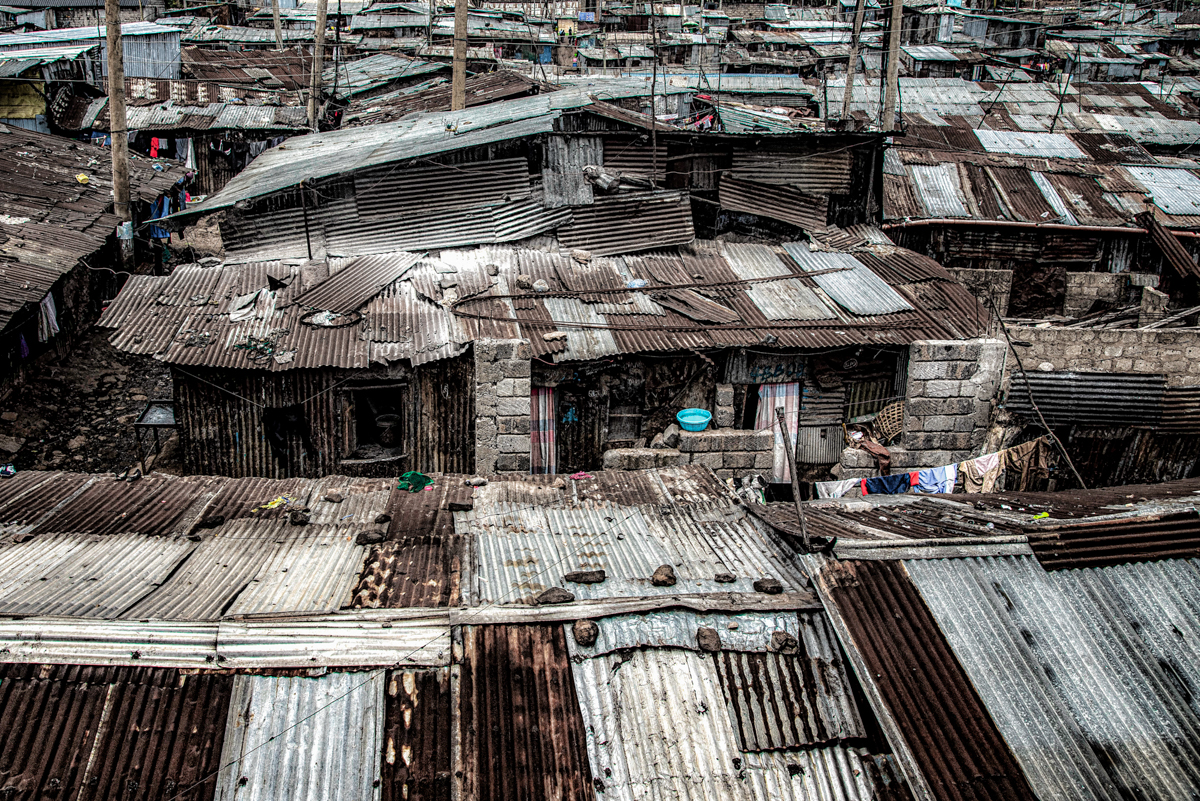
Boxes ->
[98,86,990,479]
[0,464,1199,800]
[0,123,183,399]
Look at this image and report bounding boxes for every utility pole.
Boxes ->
[271,0,283,49]
[308,0,328,129]
[105,0,131,262]
[841,0,867,119]
[881,0,904,131]
[451,0,467,110]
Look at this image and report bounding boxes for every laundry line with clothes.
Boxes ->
[815,437,1055,499]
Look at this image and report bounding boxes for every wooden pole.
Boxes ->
[881,0,903,130]
[775,406,811,552]
[841,0,867,119]
[104,0,131,263]
[271,0,283,49]
[308,0,328,129]
[451,0,468,110]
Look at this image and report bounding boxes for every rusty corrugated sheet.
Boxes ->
[0,663,233,800]
[719,175,830,231]
[816,559,1039,801]
[28,474,216,537]
[292,251,420,314]
[712,619,866,751]
[459,624,594,801]
[1005,372,1165,428]
[351,534,463,608]
[1025,510,1200,570]
[557,191,695,257]
[1140,211,1200,279]
[383,668,452,801]
[354,158,532,219]
[728,146,853,193]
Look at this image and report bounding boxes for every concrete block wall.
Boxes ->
[840,338,1004,479]
[677,429,774,481]
[1062,272,1158,318]
[474,339,532,473]
[1139,287,1169,328]
[1006,326,1200,387]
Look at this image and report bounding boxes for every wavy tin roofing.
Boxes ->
[382,668,452,801]
[459,624,594,801]
[813,558,1038,801]
[215,672,385,801]
[906,555,1200,801]
[570,646,885,801]
[0,618,220,667]
[1125,166,1200,216]
[217,614,451,668]
[783,242,914,316]
[0,664,234,800]
[910,163,971,218]
[464,501,805,605]
[293,252,420,314]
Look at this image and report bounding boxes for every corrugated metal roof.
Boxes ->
[460,624,594,801]
[0,21,177,46]
[975,130,1087,160]
[571,646,889,801]
[557,190,695,257]
[1029,171,1081,225]
[1005,372,1165,427]
[215,672,385,801]
[0,618,220,667]
[910,164,971,218]
[216,614,452,668]
[812,557,1039,801]
[906,555,1200,801]
[0,664,234,799]
[223,525,365,617]
[718,175,830,231]
[293,252,420,313]
[903,45,958,61]
[783,243,914,316]
[382,667,451,801]
[464,501,806,605]
[1125,166,1200,216]
[325,52,444,99]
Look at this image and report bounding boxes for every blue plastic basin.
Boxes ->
[677,408,713,432]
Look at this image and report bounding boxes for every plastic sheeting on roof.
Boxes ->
[907,555,1200,801]
[783,242,914,316]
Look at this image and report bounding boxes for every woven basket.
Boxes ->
[873,401,906,444]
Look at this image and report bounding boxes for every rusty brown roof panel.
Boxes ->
[0,663,233,801]
[182,44,310,90]
[352,534,463,609]
[199,476,314,522]
[816,559,1039,801]
[292,252,421,314]
[383,668,452,801]
[0,470,61,516]
[0,472,94,529]
[28,475,214,537]
[1025,510,1200,570]
[985,166,1057,223]
[719,175,830,231]
[969,477,1200,518]
[459,624,594,801]
[557,191,695,257]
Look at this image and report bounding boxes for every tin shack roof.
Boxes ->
[98,236,989,371]
[0,125,180,332]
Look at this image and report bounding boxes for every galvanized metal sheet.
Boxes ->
[564,609,808,657]
[215,672,385,801]
[1124,166,1200,216]
[225,525,366,617]
[570,647,882,801]
[541,295,621,362]
[292,251,420,313]
[1030,171,1080,225]
[465,502,805,605]
[910,163,971,218]
[974,129,1087,159]
[0,618,219,667]
[216,613,452,668]
[0,533,197,619]
[907,555,1200,801]
[782,243,913,316]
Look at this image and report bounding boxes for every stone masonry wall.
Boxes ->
[677,429,774,481]
[840,338,1005,479]
[1006,326,1200,388]
[474,339,532,473]
[1062,272,1158,318]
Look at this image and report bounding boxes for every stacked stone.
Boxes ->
[1009,326,1200,379]
[677,429,774,480]
[474,339,532,473]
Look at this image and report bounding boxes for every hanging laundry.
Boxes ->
[961,452,1001,493]
[149,137,159,158]
[861,473,914,495]
[816,478,859,499]
[914,464,957,494]
[37,293,59,343]
[858,440,892,475]
[18,334,28,358]
[1001,438,1052,491]
[754,382,801,482]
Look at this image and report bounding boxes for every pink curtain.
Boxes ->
[754,382,801,482]
[530,387,556,474]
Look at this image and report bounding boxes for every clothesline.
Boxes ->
[816,436,1053,499]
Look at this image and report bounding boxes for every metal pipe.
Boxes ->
[775,406,811,552]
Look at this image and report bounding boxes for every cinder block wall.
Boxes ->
[841,338,1005,478]
[1005,326,1200,387]
[474,339,532,473]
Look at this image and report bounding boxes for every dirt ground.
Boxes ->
[0,327,179,475]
